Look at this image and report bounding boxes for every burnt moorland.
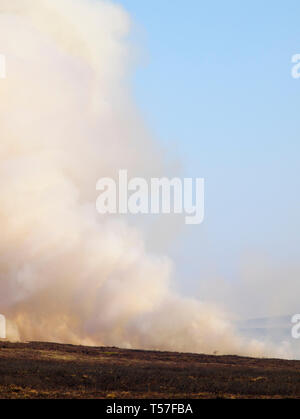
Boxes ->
[0,341,300,399]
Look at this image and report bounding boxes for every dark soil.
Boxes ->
[0,341,300,399]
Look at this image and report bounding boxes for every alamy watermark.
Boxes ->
[291,54,300,79]
[291,314,300,339]
[96,170,205,225]
[0,314,6,339]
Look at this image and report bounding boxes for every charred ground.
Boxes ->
[0,341,300,399]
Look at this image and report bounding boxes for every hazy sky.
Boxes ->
[117,0,300,316]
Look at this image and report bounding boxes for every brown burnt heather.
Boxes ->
[0,341,300,399]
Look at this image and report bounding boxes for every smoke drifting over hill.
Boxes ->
[0,0,289,358]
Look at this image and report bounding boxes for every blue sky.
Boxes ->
[118,0,300,310]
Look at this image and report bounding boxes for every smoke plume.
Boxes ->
[0,0,289,358]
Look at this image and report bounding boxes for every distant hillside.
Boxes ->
[238,315,300,359]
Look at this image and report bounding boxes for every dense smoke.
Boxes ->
[0,0,289,358]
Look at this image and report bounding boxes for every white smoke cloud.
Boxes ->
[0,0,289,358]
